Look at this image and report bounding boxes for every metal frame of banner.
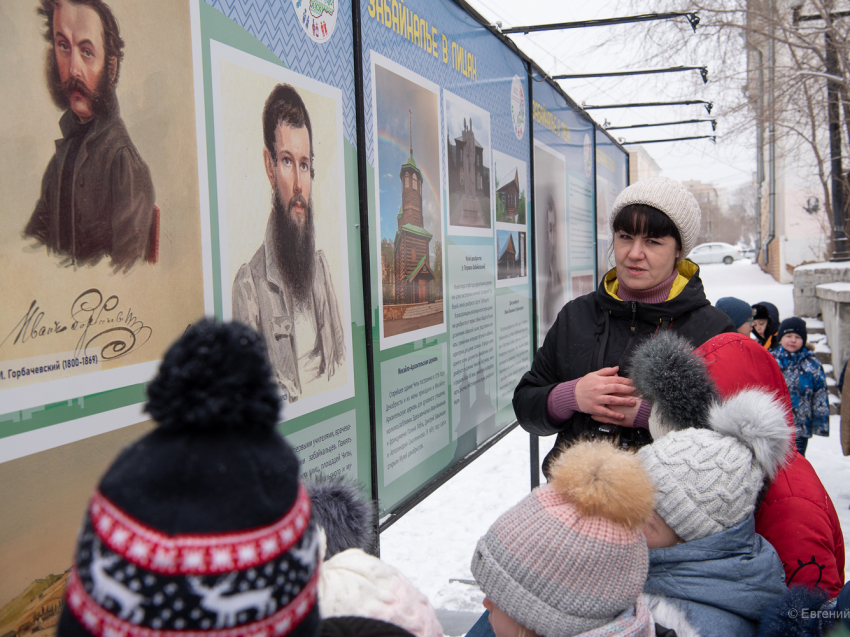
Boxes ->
[553,65,708,84]
[583,100,713,114]
[350,0,382,555]
[620,135,717,145]
[605,118,717,131]
[500,12,700,35]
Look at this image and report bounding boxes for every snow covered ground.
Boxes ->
[380,260,850,629]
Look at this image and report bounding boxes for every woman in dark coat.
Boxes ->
[513,177,735,475]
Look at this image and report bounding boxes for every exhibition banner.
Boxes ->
[531,78,597,343]
[0,2,369,634]
[595,128,630,283]
[1,0,208,630]
[195,0,371,493]
[361,0,532,514]
[0,1,633,629]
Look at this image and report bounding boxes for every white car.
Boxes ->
[688,242,743,265]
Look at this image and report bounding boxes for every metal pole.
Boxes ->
[764,0,776,266]
[755,49,765,263]
[827,29,849,260]
[553,66,707,83]
[527,62,540,490]
[501,12,699,34]
[605,118,716,131]
[620,135,716,144]
[583,100,713,113]
[351,0,382,556]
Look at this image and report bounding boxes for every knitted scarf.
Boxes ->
[576,599,653,637]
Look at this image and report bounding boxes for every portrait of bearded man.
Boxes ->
[232,83,346,403]
[24,0,157,272]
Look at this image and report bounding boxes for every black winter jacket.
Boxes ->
[513,261,734,472]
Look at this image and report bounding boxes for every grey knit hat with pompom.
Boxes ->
[638,389,792,541]
[471,442,655,637]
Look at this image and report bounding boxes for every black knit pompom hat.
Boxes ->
[59,319,320,637]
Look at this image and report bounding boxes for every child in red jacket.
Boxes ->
[629,331,845,596]
[696,333,845,596]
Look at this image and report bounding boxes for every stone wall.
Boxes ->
[794,262,850,317]
[816,282,850,372]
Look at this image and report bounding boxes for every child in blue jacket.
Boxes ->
[772,317,829,456]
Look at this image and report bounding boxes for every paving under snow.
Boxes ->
[380,260,850,626]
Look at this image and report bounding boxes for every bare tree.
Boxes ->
[725,181,758,245]
[613,0,850,254]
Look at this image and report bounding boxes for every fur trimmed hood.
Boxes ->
[305,477,375,559]
[644,518,787,637]
[629,331,717,438]
[642,595,702,637]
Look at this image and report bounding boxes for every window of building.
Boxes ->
[405,174,410,189]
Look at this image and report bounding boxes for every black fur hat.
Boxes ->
[59,320,320,637]
[306,478,375,559]
[629,331,717,436]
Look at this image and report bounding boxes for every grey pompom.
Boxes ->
[629,331,717,431]
[709,390,792,479]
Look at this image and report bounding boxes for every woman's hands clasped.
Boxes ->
[574,366,642,426]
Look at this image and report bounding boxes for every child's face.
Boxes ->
[641,510,683,549]
[483,598,536,637]
[780,333,804,353]
[752,318,768,337]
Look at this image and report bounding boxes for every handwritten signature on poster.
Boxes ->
[2,289,153,361]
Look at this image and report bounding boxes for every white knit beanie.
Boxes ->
[318,548,444,637]
[610,177,701,259]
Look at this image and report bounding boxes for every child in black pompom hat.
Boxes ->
[772,317,829,457]
[58,319,321,637]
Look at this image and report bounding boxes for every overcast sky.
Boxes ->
[464,0,755,193]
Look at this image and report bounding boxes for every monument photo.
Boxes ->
[444,91,492,234]
[372,54,445,347]
[493,150,527,225]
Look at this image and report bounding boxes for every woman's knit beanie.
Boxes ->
[470,441,655,637]
[610,177,701,259]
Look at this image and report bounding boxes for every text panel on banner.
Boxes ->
[531,80,597,344]
[361,0,533,515]
[595,128,630,284]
